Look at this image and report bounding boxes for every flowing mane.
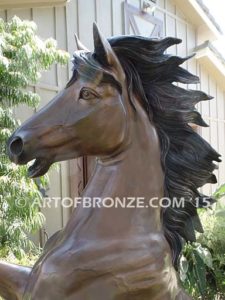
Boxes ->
[101,36,222,268]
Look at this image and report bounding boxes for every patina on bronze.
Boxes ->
[0,24,220,299]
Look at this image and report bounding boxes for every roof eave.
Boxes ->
[0,0,68,9]
[194,43,225,85]
[173,0,222,42]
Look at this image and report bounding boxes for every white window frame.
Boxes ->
[124,1,163,38]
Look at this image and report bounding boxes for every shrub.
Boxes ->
[0,16,69,258]
[180,184,225,299]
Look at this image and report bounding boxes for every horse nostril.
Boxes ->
[9,137,24,156]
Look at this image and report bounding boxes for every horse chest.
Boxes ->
[23,234,178,300]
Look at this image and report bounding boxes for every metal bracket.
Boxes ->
[141,0,158,13]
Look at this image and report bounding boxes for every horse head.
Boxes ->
[8,24,129,178]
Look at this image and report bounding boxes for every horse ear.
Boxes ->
[74,34,89,51]
[93,23,124,78]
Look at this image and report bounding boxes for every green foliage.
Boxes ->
[180,243,214,298]
[0,16,69,258]
[180,185,225,299]
[0,247,40,266]
[214,183,225,201]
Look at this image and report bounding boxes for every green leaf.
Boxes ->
[195,243,213,269]
[215,209,225,218]
[213,184,225,200]
[180,255,189,282]
[192,249,207,296]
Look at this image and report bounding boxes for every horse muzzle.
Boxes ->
[8,135,29,165]
[8,133,51,178]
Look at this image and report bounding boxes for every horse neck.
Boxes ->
[68,99,165,240]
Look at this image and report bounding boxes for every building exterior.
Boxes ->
[1,0,225,245]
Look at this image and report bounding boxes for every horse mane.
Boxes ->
[104,36,221,268]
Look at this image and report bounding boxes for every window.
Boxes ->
[124,1,163,38]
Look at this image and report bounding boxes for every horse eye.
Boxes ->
[80,88,97,100]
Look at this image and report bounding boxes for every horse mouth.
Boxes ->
[28,158,51,178]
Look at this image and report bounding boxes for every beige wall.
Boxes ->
[1,0,224,242]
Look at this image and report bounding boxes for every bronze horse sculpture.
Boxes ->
[0,24,220,299]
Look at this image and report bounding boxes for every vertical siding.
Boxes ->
[154,0,165,36]
[217,88,225,184]
[33,8,58,86]
[77,0,96,49]
[112,0,124,35]
[96,0,112,37]
[65,0,78,57]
